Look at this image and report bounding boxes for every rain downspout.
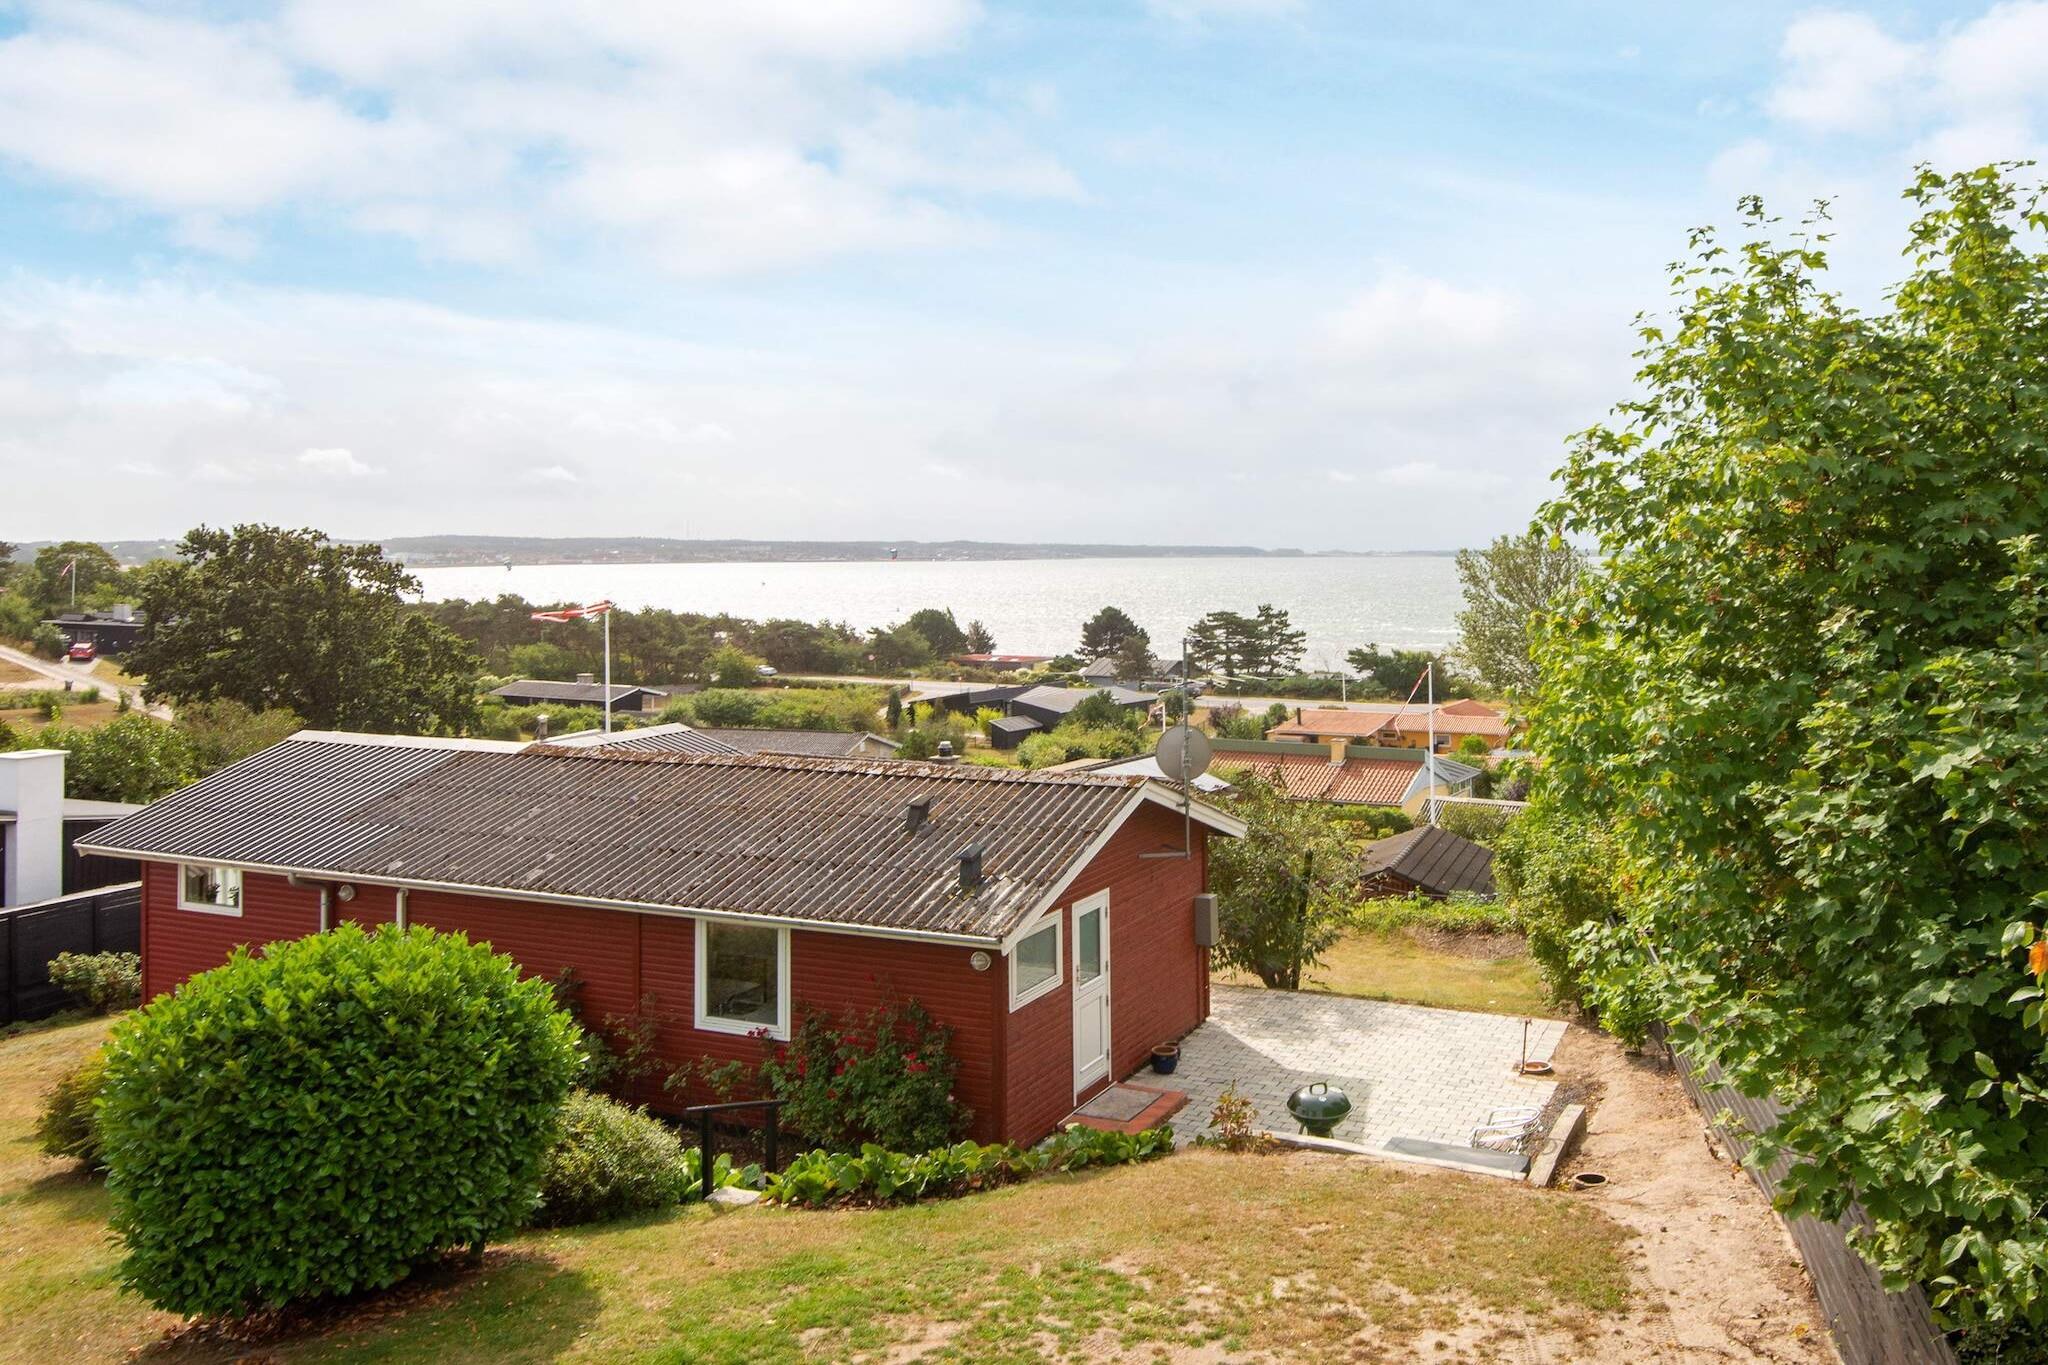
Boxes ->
[287,873,333,932]
[396,886,409,930]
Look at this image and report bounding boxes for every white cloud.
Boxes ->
[1766,11,1920,135]
[1759,4,2048,157]
[1145,0,1302,20]
[519,464,582,486]
[0,0,1070,274]
[1326,469,1357,484]
[297,447,381,478]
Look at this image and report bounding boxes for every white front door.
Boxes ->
[1072,891,1111,1092]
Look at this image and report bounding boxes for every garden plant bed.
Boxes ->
[4,1015,1840,1362]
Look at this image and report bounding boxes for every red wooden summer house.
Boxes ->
[79,731,1245,1143]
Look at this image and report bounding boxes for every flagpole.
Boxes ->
[1426,659,1436,827]
[603,608,613,734]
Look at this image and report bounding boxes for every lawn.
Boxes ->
[3,1016,1632,1363]
[1217,927,1557,1019]
[0,698,124,732]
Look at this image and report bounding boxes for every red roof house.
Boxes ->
[78,732,1243,1145]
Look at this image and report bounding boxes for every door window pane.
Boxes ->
[703,923,781,1027]
[1076,908,1102,985]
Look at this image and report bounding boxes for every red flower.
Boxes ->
[906,1061,928,1075]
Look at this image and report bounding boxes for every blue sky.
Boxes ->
[0,0,2038,549]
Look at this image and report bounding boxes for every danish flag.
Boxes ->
[529,600,614,623]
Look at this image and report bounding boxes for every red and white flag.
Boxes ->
[58,559,75,580]
[530,600,614,623]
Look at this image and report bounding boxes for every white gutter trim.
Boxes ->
[79,846,1009,948]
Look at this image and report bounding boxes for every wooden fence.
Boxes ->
[0,882,140,1025]
[1664,1031,1956,1365]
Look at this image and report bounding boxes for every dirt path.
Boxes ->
[1541,1026,1838,1364]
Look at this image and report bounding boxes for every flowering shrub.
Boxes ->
[531,1091,688,1227]
[758,999,966,1152]
[46,951,140,1013]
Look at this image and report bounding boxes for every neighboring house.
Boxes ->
[1360,825,1496,900]
[489,674,667,713]
[1007,685,1157,730]
[693,728,902,760]
[1082,753,1233,794]
[985,716,1043,751]
[79,733,1245,1145]
[0,750,141,906]
[538,723,744,756]
[1266,700,1512,752]
[41,606,145,656]
[1206,738,1479,815]
[953,653,1053,673]
[1077,657,1120,684]
[920,683,1032,717]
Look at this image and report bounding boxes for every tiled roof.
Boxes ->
[1206,747,1479,806]
[693,728,899,759]
[1361,824,1496,897]
[79,734,1241,942]
[1267,703,1510,741]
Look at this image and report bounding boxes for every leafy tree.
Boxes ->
[964,620,995,653]
[172,699,305,775]
[1532,166,2048,1326]
[866,622,933,672]
[29,542,122,613]
[19,714,196,802]
[1110,634,1154,681]
[704,644,762,689]
[1345,644,1436,698]
[1209,772,1357,989]
[1186,610,1254,676]
[1079,606,1147,660]
[502,641,582,680]
[1068,690,1139,731]
[1250,604,1306,675]
[904,608,968,659]
[684,689,762,726]
[1453,529,1583,696]
[131,525,480,734]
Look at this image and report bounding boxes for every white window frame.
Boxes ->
[176,863,244,916]
[693,918,792,1040]
[1008,909,1064,1011]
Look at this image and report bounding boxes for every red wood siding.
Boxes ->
[1003,802,1212,1142]
[139,864,322,1000]
[133,795,1211,1148]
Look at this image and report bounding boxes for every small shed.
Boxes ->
[488,676,665,713]
[987,716,1043,750]
[1360,825,1495,900]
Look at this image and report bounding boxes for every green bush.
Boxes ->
[1038,1123,1174,1171]
[766,1140,1039,1206]
[1957,1319,2048,1364]
[98,924,581,1316]
[34,1050,108,1170]
[1433,801,1519,845]
[47,951,140,1013]
[758,999,966,1152]
[1016,725,1145,769]
[532,1091,687,1227]
[1489,797,1623,1008]
[1352,892,1519,936]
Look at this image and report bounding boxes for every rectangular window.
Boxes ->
[177,864,243,915]
[1075,906,1102,986]
[694,920,790,1039]
[1009,914,1063,1009]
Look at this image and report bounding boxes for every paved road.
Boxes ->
[0,642,168,718]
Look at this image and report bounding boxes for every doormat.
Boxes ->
[1075,1085,1160,1122]
[1066,1082,1189,1135]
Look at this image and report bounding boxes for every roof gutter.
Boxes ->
[79,845,1012,949]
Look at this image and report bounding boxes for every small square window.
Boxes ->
[1009,915,1062,1009]
[178,864,243,915]
[695,920,789,1038]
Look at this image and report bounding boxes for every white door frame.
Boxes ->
[1071,890,1111,1093]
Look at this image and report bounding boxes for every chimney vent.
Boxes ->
[957,843,984,892]
[936,740,954,761]
[535,713,550,740]
[904,796,932,834]
[575,672,595,685]
[1328,737,1347,766]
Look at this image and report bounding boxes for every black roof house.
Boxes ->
[1360,825,1496,899]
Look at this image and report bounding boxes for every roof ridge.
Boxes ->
[519,744,1144,785]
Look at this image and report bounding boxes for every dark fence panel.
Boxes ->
[0,882,141,1025]
[1666,1032,1955,1365]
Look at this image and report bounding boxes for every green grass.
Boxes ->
[1220,926,1558,1019]
[2,1016,1622,1362]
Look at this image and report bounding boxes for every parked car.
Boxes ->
[755,664,778,677]
[66,641,96,662]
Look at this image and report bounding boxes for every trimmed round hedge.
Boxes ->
[532,1091,687,1227]
[99,924,581,1317]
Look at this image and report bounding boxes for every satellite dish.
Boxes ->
[1155,725,1211,782]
